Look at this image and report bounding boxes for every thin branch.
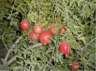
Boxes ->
[4,48,13,62]
[2,33,8,50]
[28,43,42,49]
[3,36,22,63]
[80,37,96,51]
[7,42,42,65]
[7,55,17,65]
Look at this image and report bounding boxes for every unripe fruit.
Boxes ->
[70,62,80,71]
[60,26,66,35]
[49,24,57,35]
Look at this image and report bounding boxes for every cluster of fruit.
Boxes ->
[19,19,80,71]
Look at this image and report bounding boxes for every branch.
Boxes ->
[7,55,17,65]
[2,33,8,50]
[4,36,22,61]
[29,43,42,49]
[80,37,96,51]
[7,43,42,66]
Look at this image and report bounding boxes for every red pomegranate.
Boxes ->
[59,41,71,57]
[39,31,52,45]
[19,19,30,31]
[29,32,39,41]
[70,62,80,71]
[33,25,43,34]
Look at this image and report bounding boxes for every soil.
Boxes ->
[0,40,7,64]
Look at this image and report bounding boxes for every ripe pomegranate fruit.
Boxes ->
[33,25,43,34]
[39,31,52,45]
[19,19,30,31]
[29,32,39,41]
[59,41,71,57]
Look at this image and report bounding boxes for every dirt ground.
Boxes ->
[0,40,7,64]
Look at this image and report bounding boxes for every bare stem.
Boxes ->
[7,43,42,65]
[7,55,17,65]
[29,43,42,49]
[3,36,22,63]
[80,37,96,51]
[2,33,8,50]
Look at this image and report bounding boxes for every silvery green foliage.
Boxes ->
[0,0,96,71]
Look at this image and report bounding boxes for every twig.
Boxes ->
[7,0,16,20]
[29,43,42,49]
[2,33,8,50]
[3,36,22,64]
[80,37,96,51]
[7,43,42,65]
[4,48,13,62]
[7,55,17,65]
[11,36,22,48]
